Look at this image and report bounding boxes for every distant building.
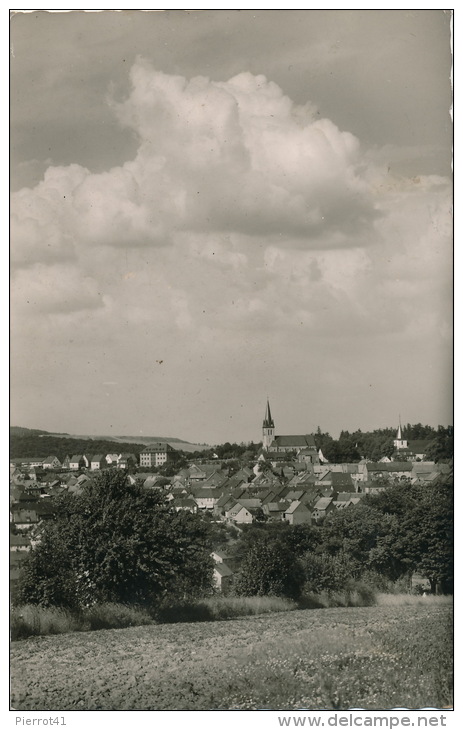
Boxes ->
[139,443,175,468]
[261,400,319,463]
[90,455,106,471]
[392,422,432,461]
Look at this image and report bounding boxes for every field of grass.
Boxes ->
[10,601,452,711]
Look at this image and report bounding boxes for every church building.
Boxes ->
[261,400,319,463]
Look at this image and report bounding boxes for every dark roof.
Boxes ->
[172,498,197,508]
[271,435,317,449]
[313,497,333,510]
[330,472,356,488]
[214,563,233,578]
[192,488,223,499]
[141,444,174,454]
[216,493,235,507]
[285,500,310,514]
[367,462,413,472]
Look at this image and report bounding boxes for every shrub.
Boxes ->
[234,539,305,599]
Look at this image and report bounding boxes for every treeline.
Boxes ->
[314,424,453,463]
[9,433,147,462]
[10,422,454,465]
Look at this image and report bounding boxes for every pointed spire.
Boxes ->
[263,399,274,428]
[396,416,402,440]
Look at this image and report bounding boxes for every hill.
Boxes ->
[9,427,210,460]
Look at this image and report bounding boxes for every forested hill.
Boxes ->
[10,429,148,462]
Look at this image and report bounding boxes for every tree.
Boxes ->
[320,504,390,567]
[16,470,214,609]
[397,478,453,593]
[301,551,355,593]
[233,538,305,599]
[426,426,454,463]
[365,477,453,592]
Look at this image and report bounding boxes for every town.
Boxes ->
[10,401,452,594]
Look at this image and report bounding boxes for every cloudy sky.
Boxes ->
[10,9,453,445]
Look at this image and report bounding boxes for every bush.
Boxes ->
[234,539,305,599]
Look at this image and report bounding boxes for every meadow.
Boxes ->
[10,599,452,711]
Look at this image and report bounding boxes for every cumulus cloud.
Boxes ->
[12,60,383,269]
[10,61,452,438]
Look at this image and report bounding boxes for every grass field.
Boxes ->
[10,601,452,711]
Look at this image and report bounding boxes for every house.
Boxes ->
[20,457,45,468]
[117,453,138,470]
[284,500,312,525]
[225,498,262,524]
[143,474,171,490]
[263,501,290,522]
[214,493,236,517]
[10,504,39,528]
[139,443,175,468]
[90,454,106,471]
[187,464,228,484]
[105,453,120,466]
[192,487,223,511]
[366,462,413,482]
[172,497,198,513]
[410,462,443,485]
[213,562,234,594]
[69,455,86,470]
[202,471,229,489]
[187,464,208,481]
[10,533,31,552]
[311,496,335,522]
[42,455,62,470]
[225,504,255,524]
[316,471,358,493]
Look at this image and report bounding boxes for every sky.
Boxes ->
[9,9,453,446]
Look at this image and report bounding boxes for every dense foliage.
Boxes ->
[233,537,305,599]
[314,424,453,463]
[10,433,147,463]
[227,475,453,597]
[16,471,214,609]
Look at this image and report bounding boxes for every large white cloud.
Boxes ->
[10,61,452,438]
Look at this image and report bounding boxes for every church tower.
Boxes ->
[262,399,275,450]
[394,420,408,451]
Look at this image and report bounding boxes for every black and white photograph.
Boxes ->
[10,8,454,717]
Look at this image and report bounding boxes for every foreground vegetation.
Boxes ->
[11,593,451,640]
[14,469,453,615]
[10,602,452,710]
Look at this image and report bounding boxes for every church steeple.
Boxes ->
[262,399,275,450]
[394,418,408,451]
